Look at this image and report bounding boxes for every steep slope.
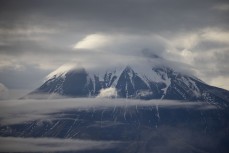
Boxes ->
[152,66,229,107]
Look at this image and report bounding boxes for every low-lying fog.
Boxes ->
[0,98,216,125]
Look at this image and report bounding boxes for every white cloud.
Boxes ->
[97,87,118,98]
[73,34,111,49]
[170,33,199,50]
[0,98,216,125]
[201,28,229,43]
[73,33,167,54]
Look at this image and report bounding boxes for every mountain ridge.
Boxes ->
[26,61,229,108]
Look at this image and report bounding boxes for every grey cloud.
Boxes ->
[193,40,229,51]
[0,137,122,152]
[213,51,229,76]
[0,83,9,100]
[0,98,217,125]
[0,64,50,89]
[142,48,163,59]
[1,0,229,33]
[193,50,229,77]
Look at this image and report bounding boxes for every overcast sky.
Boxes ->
[0,0,229,92]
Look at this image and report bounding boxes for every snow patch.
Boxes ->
[178,76,201,97]
[161,77,171,99]
[46,63,79,80]
[153,68,171,99]
[137,90,153,97]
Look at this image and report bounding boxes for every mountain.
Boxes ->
[2,59,229,153]
[27,60,229,107]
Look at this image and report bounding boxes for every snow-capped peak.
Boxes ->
[46,63,80,80]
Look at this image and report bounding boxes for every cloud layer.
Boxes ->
[0,137,122,152]
[0,98,216,125]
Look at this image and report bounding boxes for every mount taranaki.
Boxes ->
[2,58,229,153]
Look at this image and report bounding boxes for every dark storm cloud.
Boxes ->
[1,0,229,33]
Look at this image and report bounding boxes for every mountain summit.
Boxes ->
[27,59,229,107]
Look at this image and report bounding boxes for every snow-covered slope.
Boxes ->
[27,59,229,107]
